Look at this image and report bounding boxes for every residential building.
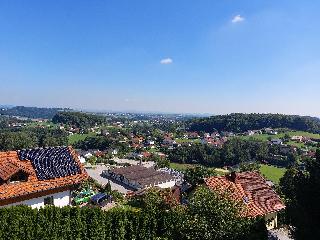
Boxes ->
[205,171,285,230]
[264,128,278,135]
[271,139,283,145]
[102,165,178,191]
[0,146,88,208]
[291,136,303,142]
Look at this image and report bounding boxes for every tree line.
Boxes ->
[0,187,267,240]
[167,138,272,168]
[0,128,68,151]
[52,112,106,128]
[0,106,68,119]
[189,113,320,133]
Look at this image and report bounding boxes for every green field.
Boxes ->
[174,138,200,144]
[169,163,229,176]
[68,133,96,145]
[240,130,320,141]
[238,130,320,149]
[169,162,195,171]
[26,121,59,128]
[259,164,286,184]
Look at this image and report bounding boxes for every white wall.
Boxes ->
[265,212,278,230]
[156,180,177,189]
[2,190,71,209]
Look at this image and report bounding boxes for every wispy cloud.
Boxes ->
[231,15,245,23]
[160,58,173,64]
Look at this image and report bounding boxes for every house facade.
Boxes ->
[0,146,88,208]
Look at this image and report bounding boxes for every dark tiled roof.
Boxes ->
[205,171,285,217]
[111,165,174,187]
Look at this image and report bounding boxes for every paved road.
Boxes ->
[85,165,129,194]
[85,160,155,194]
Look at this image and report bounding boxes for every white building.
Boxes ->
[102,165,179,191]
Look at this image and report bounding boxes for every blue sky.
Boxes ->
[0,1,320,116]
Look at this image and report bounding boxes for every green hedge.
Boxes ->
[0,203,267,240]
[0,206,182,240]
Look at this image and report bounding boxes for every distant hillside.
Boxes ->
[0,106,69,119]
[188,113,320,134]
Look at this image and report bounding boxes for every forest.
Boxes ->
[52,112,106,128]
[0,128,68,151]
[166,138,289,168]
[189,113,320,133]
[0,106,67,119]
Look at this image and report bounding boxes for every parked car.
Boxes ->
[90,193,112,207]
[73,189,96,205]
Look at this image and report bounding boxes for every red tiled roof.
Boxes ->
[0,160,22,181]
[0,147,88,206]
[205,171,285,217]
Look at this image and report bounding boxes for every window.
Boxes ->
[9,171,28,183]
[44,196,54,205]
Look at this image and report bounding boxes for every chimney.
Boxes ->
[229,171,238,183]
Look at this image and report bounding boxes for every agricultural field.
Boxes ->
[68,132,96,145]
[259,164,286,184]
[238,130,320,149]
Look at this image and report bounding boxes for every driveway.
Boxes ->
[85,165,129,194]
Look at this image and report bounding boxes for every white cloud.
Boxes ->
[160,58,173,64]
[231,15,245,23]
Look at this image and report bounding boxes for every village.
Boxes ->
[1,109,320,239]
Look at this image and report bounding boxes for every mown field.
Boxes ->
[170,162,286,183]
[174,138,201,144]
[68,132,96,145]
[259,164,286,184]
[238,130,320,149]
[240,130,320,141]
[169,162,229,176]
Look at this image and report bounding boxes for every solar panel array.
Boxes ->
[18,147,81,180]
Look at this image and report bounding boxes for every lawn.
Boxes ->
[259,164,286,184]
[68,133,96,145]
[174,138,200,144]
[169,163,229,176]
[26,121,59,128]
[169,162,195,171]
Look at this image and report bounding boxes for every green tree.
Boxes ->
[279,150,320,239]
[184,166,216,186]
[181,187,267,240]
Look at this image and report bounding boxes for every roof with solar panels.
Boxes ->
[0,146,88,206]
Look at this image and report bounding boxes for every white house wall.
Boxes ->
[156,180,177,189]
[1,190,71,209]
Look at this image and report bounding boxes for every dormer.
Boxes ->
[0,160,29,185]
[8,170,28,183]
